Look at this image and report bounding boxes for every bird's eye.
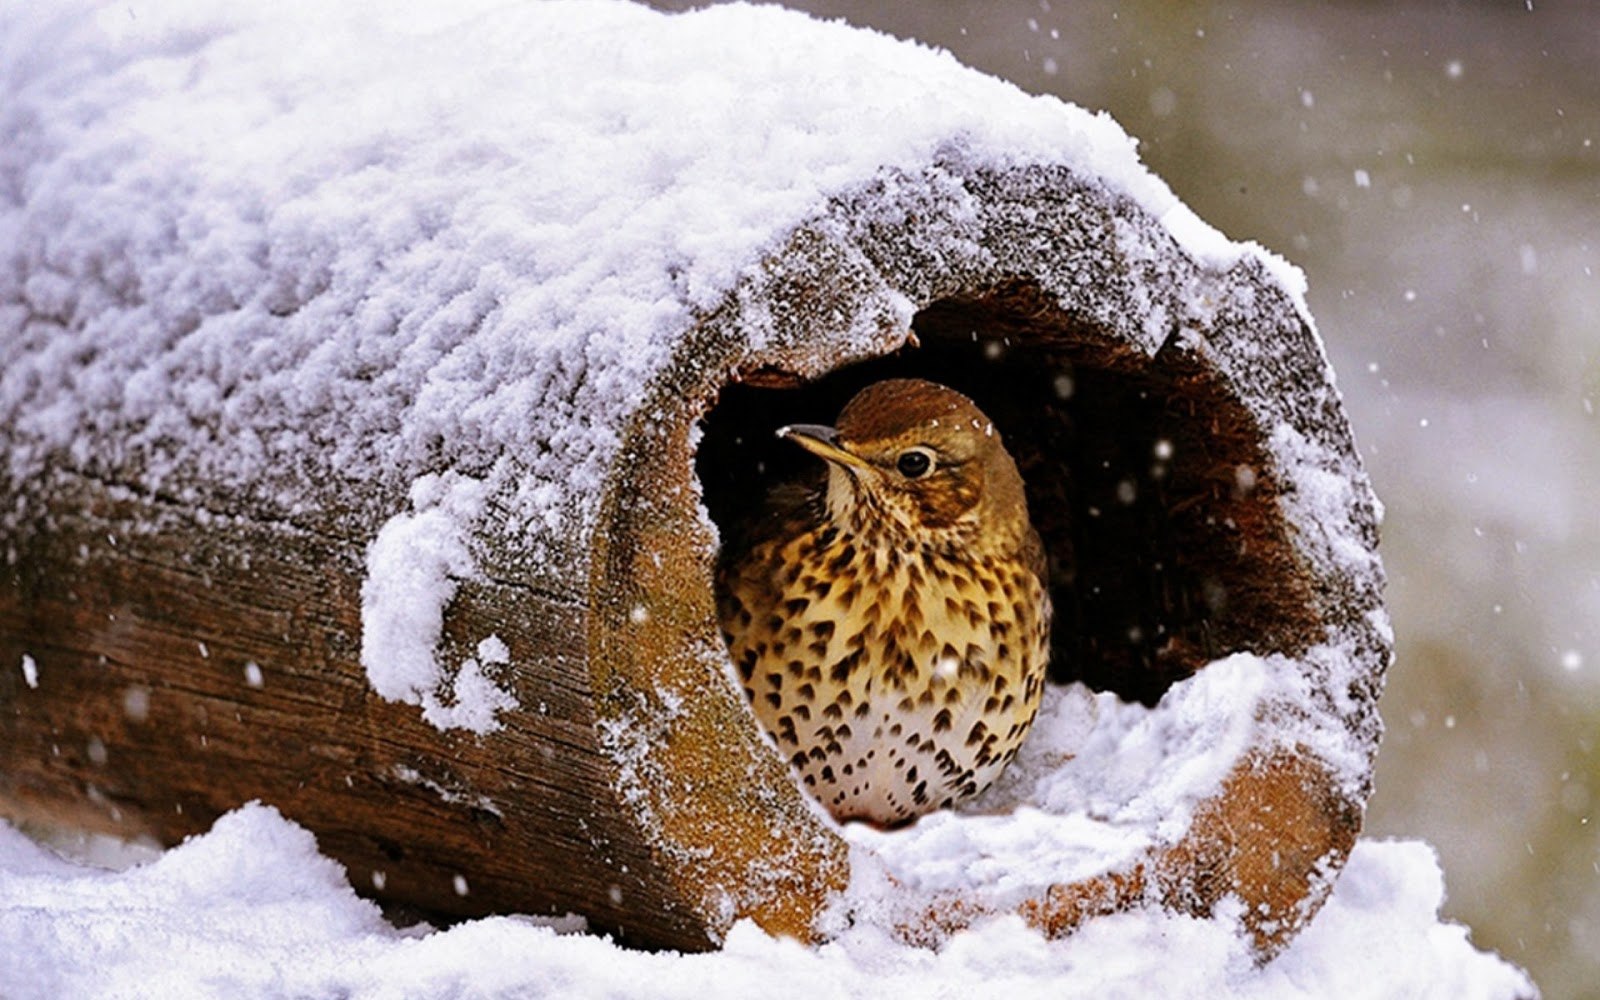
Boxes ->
[896,449,933,479]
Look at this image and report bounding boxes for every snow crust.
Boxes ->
[844,662,1243,902]
[359,473,515,732]
[0,0,1204,534]
[833,649,1375,919]
[0,804,1533,999]
[1159,201,1310,318]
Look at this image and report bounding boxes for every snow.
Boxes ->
[0,0,1425,983]
[0,0,1306,548]
[18,653,38,689]
[846,658,1253,904]
[0,803,1534,999]
[0,0,1309,733]
[0,0,1334,733]
[1,0,1192,534]
[828,646,1383,928]
[359,473,516,733]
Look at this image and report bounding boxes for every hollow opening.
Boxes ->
[697,280,1318,707]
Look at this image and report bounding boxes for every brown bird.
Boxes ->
[716,378,1052,826]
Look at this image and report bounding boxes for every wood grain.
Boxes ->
[0,471,718,949]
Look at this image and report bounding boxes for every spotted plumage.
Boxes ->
[716,378,1052,826]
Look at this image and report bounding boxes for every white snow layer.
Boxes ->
[835,648,1377,923]
[359,473,516,731]
[0,803,1534,999]
[0,0,1266,535]
[0,0,1278,732]
[847,661,1255,903]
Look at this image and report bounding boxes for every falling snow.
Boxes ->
[0,1,1544,996]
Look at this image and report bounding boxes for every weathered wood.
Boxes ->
[0,471,734,948]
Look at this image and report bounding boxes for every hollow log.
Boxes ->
[0,2,1388,955]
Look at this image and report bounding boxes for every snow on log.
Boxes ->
[0,1,1388,956]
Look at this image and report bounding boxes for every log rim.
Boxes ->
[590,158,1387,951]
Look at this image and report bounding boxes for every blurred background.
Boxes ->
[655,1,1599,993]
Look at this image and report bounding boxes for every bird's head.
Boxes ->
[778,378,1032,553]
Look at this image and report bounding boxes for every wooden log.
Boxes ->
[0,3,1387,956]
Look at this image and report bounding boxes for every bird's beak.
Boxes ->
[777,424,872,471]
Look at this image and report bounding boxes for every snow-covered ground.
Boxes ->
[0,804,1533,999]
[1,657,1534,998]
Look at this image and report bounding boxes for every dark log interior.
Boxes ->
[698,280,1319,707]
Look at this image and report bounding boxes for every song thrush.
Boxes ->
[716,378,1051,826]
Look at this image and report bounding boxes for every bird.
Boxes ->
[716,378,1052,827]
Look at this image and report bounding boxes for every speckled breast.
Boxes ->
[723,523,1050,826]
